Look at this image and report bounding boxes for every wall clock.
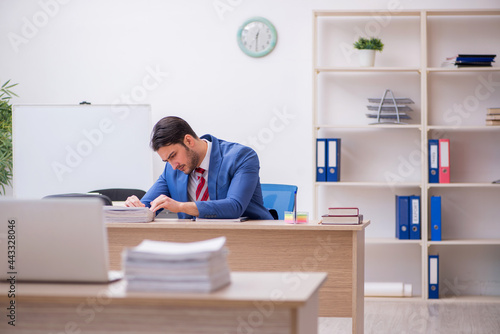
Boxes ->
[237,17,277,58]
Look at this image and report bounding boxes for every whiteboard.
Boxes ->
[12,104,154,199]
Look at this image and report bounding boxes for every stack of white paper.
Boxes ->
[123,236,231,293]
[103,207,155,223]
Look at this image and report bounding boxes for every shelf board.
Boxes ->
[315,66,421,73]
[316,182,421,187]
[428,125,500,131]
[366,238,422,245]
[431,295,500,303]
[314,9,500,18]
[427,183,500,188]
[426,9,500,16]
[428,239,500,246]
[315,125,499,131]
[314,10,422,17]
[313,66,500,74]
[428,67,500,72]
[365,296,423,301]
[315,124,421,130]
[315,67,500,74]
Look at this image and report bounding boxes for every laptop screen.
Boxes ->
[0,198,112,283]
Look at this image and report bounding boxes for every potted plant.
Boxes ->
[0,80,18,195]
[353,37,384,67]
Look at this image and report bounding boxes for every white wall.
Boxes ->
[1,0,499,213]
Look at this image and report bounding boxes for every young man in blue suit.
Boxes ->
[125,116,273,220]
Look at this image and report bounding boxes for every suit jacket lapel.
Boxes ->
[204,135,220,200]
[177,172,189,202]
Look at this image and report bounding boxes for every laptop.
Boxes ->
[0,198,122,283]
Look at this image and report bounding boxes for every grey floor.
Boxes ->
[319,299,500,334]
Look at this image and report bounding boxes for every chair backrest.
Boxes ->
[261,184,298,220]
[43,193,112,206]
[89,188,146,202]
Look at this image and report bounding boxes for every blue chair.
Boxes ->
[261,184,298,220]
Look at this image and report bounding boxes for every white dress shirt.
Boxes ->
[188,139,212,202]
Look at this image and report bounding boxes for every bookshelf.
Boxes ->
[312,9,500,300]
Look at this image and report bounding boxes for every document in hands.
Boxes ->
[103,206,155,223]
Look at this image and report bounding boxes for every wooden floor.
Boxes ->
[319,298,500,334]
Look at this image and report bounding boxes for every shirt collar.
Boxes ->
[198,139,211,172]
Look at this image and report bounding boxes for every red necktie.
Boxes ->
[195,167,209,201]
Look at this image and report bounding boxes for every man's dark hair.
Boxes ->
[150,116,198,151]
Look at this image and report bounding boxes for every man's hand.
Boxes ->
[124,195,146,207]
[150,194,199,216]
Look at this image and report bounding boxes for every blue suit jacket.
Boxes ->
[141,134,273,220]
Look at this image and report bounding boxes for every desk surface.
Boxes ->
[1,272,326,334]
[105,218,368,332]
[107,219,370,231]
[2,272,327,308]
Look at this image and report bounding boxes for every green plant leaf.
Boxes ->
[0,79,17,195]
[353,36,384,51]
[5,83,18,89]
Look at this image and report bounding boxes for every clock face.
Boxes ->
[237,17,277,58]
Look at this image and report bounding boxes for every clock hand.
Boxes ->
[255,31,259,52]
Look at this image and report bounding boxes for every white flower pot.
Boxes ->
[359,49,376,67]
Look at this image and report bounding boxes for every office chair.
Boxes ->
[43,193,112,206]
[88,188,146,202]
[261,184,298,220]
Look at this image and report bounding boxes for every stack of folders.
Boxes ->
[103,206,155,223]
[321,207,362,225]
[316,138,341,182]
[428,139,450,183]
[123,236,231,293]
[441,54,496,68]
[486,108,500,126]
[395,195,421,240]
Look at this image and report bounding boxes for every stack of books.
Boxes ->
[442,54,496,68]
[123,236,231,293]
[321,207,363,225]
[103,206,155,223]
[486,107,500,126]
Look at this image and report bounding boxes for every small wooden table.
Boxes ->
[107,219,369,333]
[0,272,326,334]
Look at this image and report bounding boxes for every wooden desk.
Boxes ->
[107,219,369,333]
[0,272,326,334]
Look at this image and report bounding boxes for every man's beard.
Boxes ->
[183,146,199,174]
